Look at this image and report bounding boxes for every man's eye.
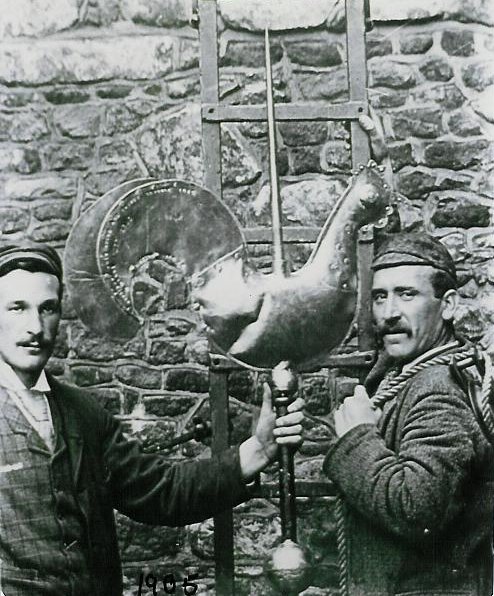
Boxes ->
[41,304,58,314]
[372,294,385,304]
[8,304,24,312]
[399,290,417,300]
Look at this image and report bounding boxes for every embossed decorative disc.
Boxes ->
[65,179,244,340]
[64,178,153,339]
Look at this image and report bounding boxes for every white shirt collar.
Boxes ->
[0,358,50,394]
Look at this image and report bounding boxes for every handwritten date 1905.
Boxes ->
[137,571,198,595]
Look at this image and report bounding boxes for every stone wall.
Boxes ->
[0,0,493,594]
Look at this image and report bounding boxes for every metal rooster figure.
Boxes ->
[64,26,494,596]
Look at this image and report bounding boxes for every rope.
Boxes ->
[480,352,494,438]
[371,345,473,410]
[335,495,348,596]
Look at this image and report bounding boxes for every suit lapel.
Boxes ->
[47,376,84,487]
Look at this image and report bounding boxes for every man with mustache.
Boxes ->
[324,232,494,596]
[0,242,304,596]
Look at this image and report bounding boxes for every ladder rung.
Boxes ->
[244,226,320,244]
[202,101,366,123]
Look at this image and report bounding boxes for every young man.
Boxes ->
[324,232,494,596]
[0,242,304,596]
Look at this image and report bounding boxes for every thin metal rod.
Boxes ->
[265,28,285,278]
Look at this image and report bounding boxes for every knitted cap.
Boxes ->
[0,242,63,282]
[372,232,456,282]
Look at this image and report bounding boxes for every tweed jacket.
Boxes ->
[29,375,251,596]
[324,361,494,596]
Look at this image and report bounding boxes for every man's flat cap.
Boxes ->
[372,232,456,281]
[0,242,63,281]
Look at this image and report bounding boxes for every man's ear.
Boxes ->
[441,289,459,322]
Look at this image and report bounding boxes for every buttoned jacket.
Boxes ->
[43,376,250,596]
[324,362,494,596]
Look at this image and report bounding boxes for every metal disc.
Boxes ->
[95,179,245,335]
[64,178,154,339]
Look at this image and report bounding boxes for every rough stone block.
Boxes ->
[0,0,78,39]
[366,36,393,58]
[441,29,475,56]
[286,41,342,67]
[400,33,433,54]
[44,88,90,104]
[136,104,260,188]
[431,194,491,228]
[149,340,186,365]
[422,139,489,169]
[143,392,198,417]
[136,420,177,453]
[472,85,494,124]
[389,142,416,171]
[0,174,76,200]
[32,200,72,221]
[43,142,93,171]
[99,140,134,168]
[8,110,49,141]
[370,60,416,89]
[177,38,199,70]
[30,221,71,242]
[440,231,470,262]
[54,104,101,138]
[120,0,193,27]
[70,365,114,387]
[419,56,454,82]
[321,141,351,171]
[0,91,34,108]
[115,364,162,389]
[165,369,208,393]
[0,147,41,174]
[96,84,133,99]
[447,111,482,136]
[187,339,209,365]
[396,167,437,199]
[454,305,486,341]
[278,122,327,147]
[288,145,322,175]
[0,207,30,234]
[104,103,151,135]
[222,40,283,67]
[301,375,331,415]
[390,107,443,139]
[218,0,332,31]
[295,67,348,100]
[370,0,445,21]
[71,325,128,361]
[253,177,344,227]
[410,83,465,110]
[0,36,175,85]
[369,89,408,109]
[221,127,262,187]
[167,76,200,99]
[225,370,255,403]
[462,60,494,91]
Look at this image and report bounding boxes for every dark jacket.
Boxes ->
[47,376,250,596]
[324,364,494,596]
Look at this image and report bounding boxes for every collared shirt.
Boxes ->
[0,358,54,450]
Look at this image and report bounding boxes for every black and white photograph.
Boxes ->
[0,0,493,594]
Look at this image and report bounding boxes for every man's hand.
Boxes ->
[334,385,381,438]
[239,383,304,481]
